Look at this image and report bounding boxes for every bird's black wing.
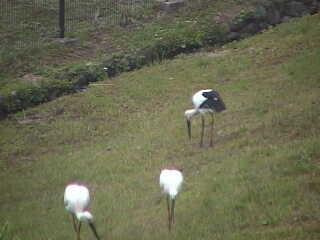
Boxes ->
[200,90,226,112]
[199,99,214,109]
[200,90,217,109]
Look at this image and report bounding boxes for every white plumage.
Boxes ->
[192,89,213,111]
[160,169,183,199]
[64,184,90,215]
[64,183,100,240]
[159,169,183,231]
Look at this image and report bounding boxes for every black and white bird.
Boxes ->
[64,183,101,240]
[159,168,183,231]
[184,89,226,147]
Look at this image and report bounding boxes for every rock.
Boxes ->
[243,22,261,34]
[309,0,320,14]
[258,22,270,30]
[159,0,185,13]
[229,18,248,32]
[281,16,291,23]
[285,1,308,17]
[227,32,241,41]
[54,37,80,46]
[267,8,281,25]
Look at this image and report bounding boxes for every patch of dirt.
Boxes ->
[21,73,44,84]
[16,107,65,124]
[39,30,119,67]
[206,49,230,58]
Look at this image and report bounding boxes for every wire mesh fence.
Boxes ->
[0,0,154,49]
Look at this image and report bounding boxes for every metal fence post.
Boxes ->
[59,0,65,38]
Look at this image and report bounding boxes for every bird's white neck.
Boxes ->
[184,109,199,120]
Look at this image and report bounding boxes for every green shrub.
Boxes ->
[202,24,229,46]
[102,26,204,77]
[0,79,72,116]
[0,62,104,118]
[55,62,105,89]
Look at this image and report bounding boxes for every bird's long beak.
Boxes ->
[186,119,191,139]
[88,222,101,240]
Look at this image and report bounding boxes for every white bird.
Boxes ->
[64,183,100,240]
[184,89,226,147]
[159,168,183,231]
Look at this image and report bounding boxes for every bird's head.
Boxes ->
[184,109,197,120]
[76,211,93,223]
[76,211,101,240]
[184,109,198,139]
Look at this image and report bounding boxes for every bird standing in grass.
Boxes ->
[64,183,101,240]
[184,89,226,147]
[159,168,183,231]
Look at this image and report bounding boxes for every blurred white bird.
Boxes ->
[184,89,226,147]
[64,183,100,240]
[159,168,183,231]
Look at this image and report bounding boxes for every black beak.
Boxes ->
[88,222,100,240]
[186,119,191,139]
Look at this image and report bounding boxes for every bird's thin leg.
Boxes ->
[200,115,205,147]
[77,222,82,240]
[167,195,171,231]
[210,113,214,147]
[89,222,101,240]
[171,198,175,225]
[71,214,78,232]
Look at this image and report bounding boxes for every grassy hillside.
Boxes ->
[0,13,320,240]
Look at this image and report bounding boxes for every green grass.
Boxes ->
[0,13,320,240]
